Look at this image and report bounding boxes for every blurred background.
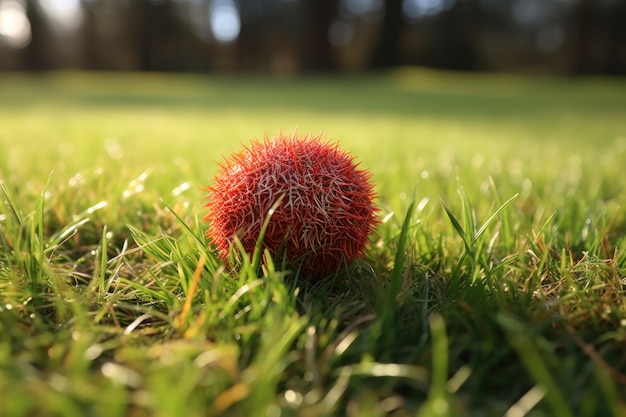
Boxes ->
[0,0,625,74]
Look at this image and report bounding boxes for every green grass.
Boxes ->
[0,69,625,417]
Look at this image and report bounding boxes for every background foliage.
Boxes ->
[1,0,625,74]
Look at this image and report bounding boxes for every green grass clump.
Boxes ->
[1,69,625,416]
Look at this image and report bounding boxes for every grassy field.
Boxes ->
[0,69,625,417]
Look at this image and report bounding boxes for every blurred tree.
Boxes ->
[23,0,47,70]
[1,0,624,74]
[431,1,479,70]
[571,0,626,74]
[134,0,183,71]
[398,0,479,70]
[372,0,403,68]
[301,0,337,71]
[82,2,98,69]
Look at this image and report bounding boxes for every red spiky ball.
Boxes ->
[203,132,378,278]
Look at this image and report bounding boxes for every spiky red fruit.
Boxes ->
[203,133,378,278]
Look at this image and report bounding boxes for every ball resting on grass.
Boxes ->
[203,133,379,279]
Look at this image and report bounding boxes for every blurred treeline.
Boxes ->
[0,0,625,74]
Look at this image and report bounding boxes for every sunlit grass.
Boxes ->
[0,69,625,416]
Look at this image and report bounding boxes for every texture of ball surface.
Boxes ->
[203,133,378,278]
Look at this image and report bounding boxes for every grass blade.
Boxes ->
[472,193,519,244]
[441,199,474,258]
[498,314,575,417]
[251,194,285,275]
[418,314,451,417]
[0,181,22,225]
[388,192,416,299]
[97,225,108,300]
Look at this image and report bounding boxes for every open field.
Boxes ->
[1,69,625,416]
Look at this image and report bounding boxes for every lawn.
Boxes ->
[0,69,625,417]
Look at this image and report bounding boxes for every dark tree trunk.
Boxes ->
[431,2,479,71]
[605,1,626,74]
[133,0,181,71]
[301,0,338,71]
[82,2,99,70]
[571,0,595,73]
[371,0,404,68]
[24,1,47,70]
